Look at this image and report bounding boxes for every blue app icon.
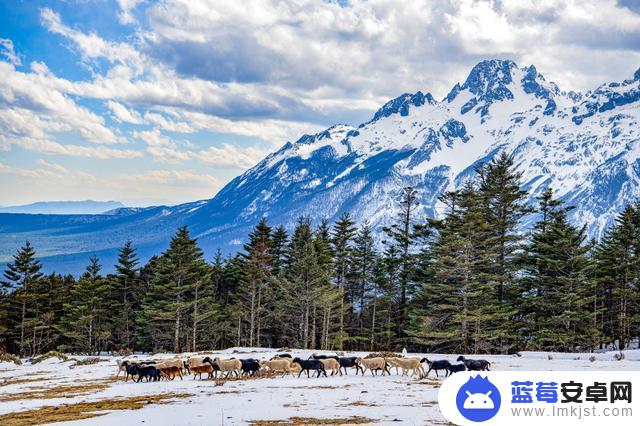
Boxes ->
[456,375,501,422]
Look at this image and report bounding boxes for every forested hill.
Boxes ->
[2,154,639,356]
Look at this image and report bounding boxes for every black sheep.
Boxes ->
[421,358,452,377]
[338,357,364,375]
[240,359,261,376]
[275,353,292,358]
[122,361,141,382]
[457,356,491,371]
[447,363,467,374]
[137,365,161,382]
[292,357,327,378]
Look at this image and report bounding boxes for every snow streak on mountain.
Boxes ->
[2,59,639,273]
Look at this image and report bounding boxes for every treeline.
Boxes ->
[1,153,639,356]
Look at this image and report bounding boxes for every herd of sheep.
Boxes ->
[116,353,491,383]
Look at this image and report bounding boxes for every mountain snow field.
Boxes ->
[1,347,638,425]
[1,59,640,274]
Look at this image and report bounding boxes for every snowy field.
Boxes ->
[1,348,639,425]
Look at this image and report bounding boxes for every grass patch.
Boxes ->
[32,351,68,364]
[0,393,192,426]
[0,353,22,365]
[343,401,379,407]
[0,382,109,402]
[250,416,375,425]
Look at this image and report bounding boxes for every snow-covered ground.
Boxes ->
[1,348,639,425]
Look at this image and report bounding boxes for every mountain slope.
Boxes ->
[1,59,639,274]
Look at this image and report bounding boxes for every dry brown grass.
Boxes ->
[342,400,379,407]
[0,382,110,402]
[249,416,375,425]
[0,393,192,426]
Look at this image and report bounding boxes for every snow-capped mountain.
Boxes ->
[1,59,639,273]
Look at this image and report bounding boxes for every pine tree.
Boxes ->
[349,223,377,348]
[593,205,640,349]
[112,240,140,350]
[519,188,596,351]
[2,241,43,356]
[237,218,273,347]
[271,225,289,274]
[330,213,356,348]
[383,186,420,346]
[140,227,210,352]
[410,185,500,353]
[477,153,530,352]
[59,255,111,354]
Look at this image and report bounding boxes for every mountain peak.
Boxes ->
[463,59,518,96]
[445,59,519,115]
[367,91,434,124]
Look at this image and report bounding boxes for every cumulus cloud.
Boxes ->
[2,0,640,206]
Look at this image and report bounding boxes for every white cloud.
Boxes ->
[0,38,21,66]
[106,100,144,124]
[200,143,270,169]
[117,0,144,25]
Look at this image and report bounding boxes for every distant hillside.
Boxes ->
[0,200,125,215]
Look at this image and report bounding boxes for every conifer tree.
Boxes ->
[593,205,640,349]
[477,153,530,352]
[59,256,110,354]
[329,213,355,348]
[349,223,377,347]
[112,240,140,350]
[383,186,420,346]
[140,227,210,352]
[520,188,595,351]
[2,241,43,356]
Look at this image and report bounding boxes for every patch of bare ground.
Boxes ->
[249,416,375,425]
[0,382,110,402]
[341,400,379,407]
[0,393,192,426]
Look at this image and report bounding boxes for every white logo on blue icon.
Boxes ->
[456,375,501,422]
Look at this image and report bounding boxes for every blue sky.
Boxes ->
[1,0,639,207]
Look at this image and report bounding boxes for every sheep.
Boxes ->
[259,359,292,377]
[457,356,491,371]
[240,359,261,376]
[319,358,341,376]
[190,363,214,380]
[355,357,390,376]
[116,359,128,378]
[421,358,452,377]
[292,357,327,378]
[156,358,184,373]
[213,357,242,378]
[202,357,221,378]
[448,363,466,374]
[136,365,161,382]
[158,365,183,380]
[338,357,364,375]
[121,361,141,382]
[386,357,424,377]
